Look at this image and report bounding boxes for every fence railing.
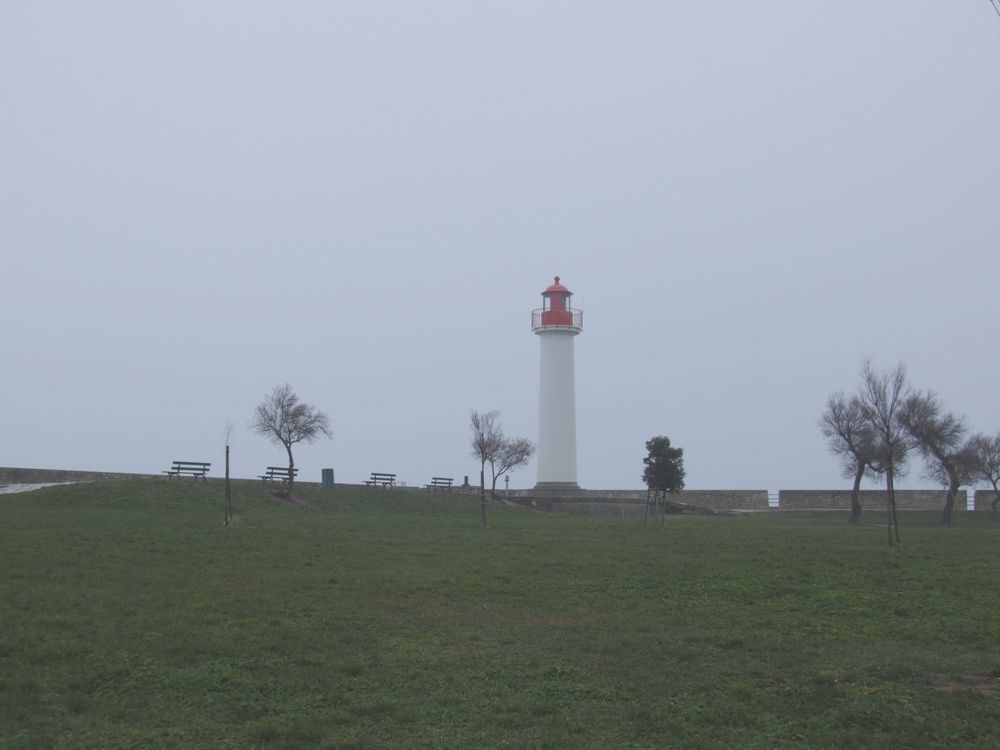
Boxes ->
[531,308,583,331]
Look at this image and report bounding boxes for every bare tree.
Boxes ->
[488,437,534,500]
[856,360,912,546]
[224,421,234,526]
[469,410,534,527]
[967,433,1000,522]
[251,383,331,492]
[901,391,972,526]
[820,392,879,524]
[470,410,503,527]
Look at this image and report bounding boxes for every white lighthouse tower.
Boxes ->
[532,276,583,492]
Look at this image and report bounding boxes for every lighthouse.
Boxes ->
[532,276,583,491]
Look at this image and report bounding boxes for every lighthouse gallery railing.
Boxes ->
[531,308,583,331]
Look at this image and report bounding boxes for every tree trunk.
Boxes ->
[885,466,901,546]
[480,466,486,528]
[991,483,998,522]
[885,467,894,547]
[225,443,232,525]
[942,478,957,526]
[890,472,901,545]
[644,488,650,525]
[849,465,863,524]
[285,443,295,493]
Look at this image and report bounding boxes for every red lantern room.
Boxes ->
[531,276,583,332]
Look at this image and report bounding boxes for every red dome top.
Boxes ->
[543,276,571,295]
[532,275,582,332]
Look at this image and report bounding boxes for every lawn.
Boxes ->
[1,480,998,749]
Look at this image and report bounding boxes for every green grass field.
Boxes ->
[1,480,998,749]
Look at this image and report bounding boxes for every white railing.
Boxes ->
[531,308,583,331]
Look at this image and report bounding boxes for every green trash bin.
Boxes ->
[321,468,335,489]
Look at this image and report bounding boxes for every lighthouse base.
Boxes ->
[533,481,580,495]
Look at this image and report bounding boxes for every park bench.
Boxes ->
[163,460,210,479]
[364,472,396,487]
[425,477,454,491]
[258,466,298,484]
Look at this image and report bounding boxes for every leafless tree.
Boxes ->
[967,432,1000,522]
[224,421,234,526]
[856,360,912,546]
[489,437,534,500]
[251,383,331,492]
[469,410,534,527]
[900,391,973,526]
[819,392,879,524]
[470,410,503,527]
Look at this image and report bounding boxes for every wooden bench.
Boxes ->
[364,472,396,487]
[425,477,454,491]
[258,466,298,484]
[163,460,211,479]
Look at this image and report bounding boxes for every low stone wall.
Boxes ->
[506,488,975,515]
[975,490,997,513]
[778,489,966,511]
[678,490,769,510]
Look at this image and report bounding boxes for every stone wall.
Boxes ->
[778,489,966,511]
[505,488,975,515]
[677,490,770,510]
[975,490,998,513]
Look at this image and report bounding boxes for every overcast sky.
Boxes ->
[2,2,998,491]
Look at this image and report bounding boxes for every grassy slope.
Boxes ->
[1,480,998,749]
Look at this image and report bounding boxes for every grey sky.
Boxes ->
[2,3,998,490]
